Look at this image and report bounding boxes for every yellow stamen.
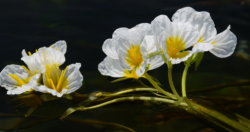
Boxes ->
[198,36,203,43]
[50,79,57,91]
[9,74,27,86]
[22,65,32,75]
[56,66,68,92]
[36,49,38,52]
[44,64,69,93]
[124,68,139,79]
[28,52,32,56]
[125,44,143,68]
[211,41,215,45]
[166,36,186,59]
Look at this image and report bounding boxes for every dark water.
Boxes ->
[0,0,250,131]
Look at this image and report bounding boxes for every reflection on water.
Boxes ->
[0,0,250,131]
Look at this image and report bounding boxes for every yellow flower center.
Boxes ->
[166,36,189,59]
[44,64,69,93]
[9,74,29,86]
[124,68,139,79]
[8,66,38,87]
[125,44,143,68]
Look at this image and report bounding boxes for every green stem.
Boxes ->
[144,73,176,99]
[182,64,189,97]
[101,88,158,97]
[81,96,187,111]
[137,79,149,87]
[168,68,180,100]
[182,64,195,110]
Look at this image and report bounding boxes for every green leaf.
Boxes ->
[40,94,58,102]
[25,105,39,117]
[62,94,73,100]
[147,51,163,59]
[60,107,83,119]
[194,52,204,71]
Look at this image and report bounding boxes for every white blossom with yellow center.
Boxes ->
[33,63,83,97]
[152,15,201,64]
[98,23,164,79]
[0,64,40,95]
[0,40,67,95]
[172,7,237,57]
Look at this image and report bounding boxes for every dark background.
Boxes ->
[0,0,250,131]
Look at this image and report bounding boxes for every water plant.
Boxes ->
[0,6,249,132]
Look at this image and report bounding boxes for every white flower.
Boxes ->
[21,40,66,73]
[0,40,67,95]
[33,63,83,97]
[99,23,164,79]
[0,65,41,95]
[151,15,200,64]
[172,7,237,57]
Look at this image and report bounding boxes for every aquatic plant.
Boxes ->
[1,6,249,132]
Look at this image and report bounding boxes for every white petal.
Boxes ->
[141,35,164,70]
[117,39,134,70]
[102,39,119,59]
[98,57,125,78]
[172,7,216,43]
[210,25,237,58]
[113,23,151,45]
[176,23,200,48]
[7,74,41,95]
[199,22,217,43]
[192,43,213,53]
[98,60,109,76]
[148,55,164,70]
[112,27,129,40]
[0,65,30,90]
[34,85,67,97]
[134,23,152,36]
[151,15,171,36]
[35,47,65,66]
[64,63,83,94]
[135,61,147,77]
[51,40,67,54]
[21,53,43,74]
[151,15,171,44]
[21,49,28,57]
[141,35,158,54]
[169,51,193,64]
[172,7,215,30]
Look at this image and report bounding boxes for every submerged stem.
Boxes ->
[101,88,158,97]
[168,68,180,100]
[144,73,176,99]
[82,96,187,111]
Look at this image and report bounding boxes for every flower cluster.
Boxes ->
[0,41,83,97]
[98,7,237,79]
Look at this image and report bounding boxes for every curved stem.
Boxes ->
[137,79,149,87]
[81,96,187,111]
[182,64,189,98]
[144,73,176,99]
[168,68,180,100]
[101,88,158,97]
[181,64,195,109]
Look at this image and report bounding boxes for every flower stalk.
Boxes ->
[144,73,176,99]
